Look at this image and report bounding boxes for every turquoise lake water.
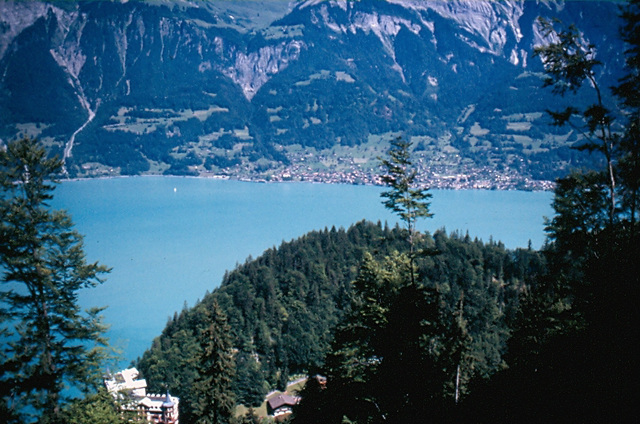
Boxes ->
[50,177,553,364]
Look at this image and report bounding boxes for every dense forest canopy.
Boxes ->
[137,221,545,423]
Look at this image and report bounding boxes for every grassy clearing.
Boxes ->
[233,127,252,140]
[502,112,544,122]
[13,123,60,151]
[105,106,228,134]
[470,122,490,136]
[262,24,304,40]
[336,71,355,83]
[512,134,534,145]
[295,70,358,87]
[15,122,51,139]
[506,121,532,131]
[458,104,476,123]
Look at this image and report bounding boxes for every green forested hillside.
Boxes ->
[0,1,624,185]
[137,221,544,423]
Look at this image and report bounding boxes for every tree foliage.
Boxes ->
[138,221,539,424]
[191,301,236,424]
[293,233,542,423]
[0,138,111,423]
[615,0,640,232]
[458,8,639,422]
[301,252,445,423]
[141,7,638,423]
[379,136,432,254]
[534,17,618,223]
[61,387,126,424]
[138,221,408,416]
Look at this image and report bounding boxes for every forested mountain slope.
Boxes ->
[137,221,544,423]
[0,0,625,186]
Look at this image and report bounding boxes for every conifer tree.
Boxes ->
[379,136,432,246]
[293,253,445,423]
[533,11,640,335]
[61,386,124,424]
[192,300,236,424]
[379,136,432,282]
[0,138,110,423]
[235,407,262,424]
[233,351,267,408]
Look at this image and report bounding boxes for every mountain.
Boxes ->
[0,0,626,187]
[136,220,545,420]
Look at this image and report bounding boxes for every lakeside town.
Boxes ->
[252,163,556,191]
[78,152,557,191]
[198,152,556,191]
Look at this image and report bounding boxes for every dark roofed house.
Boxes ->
[267,393,300,421]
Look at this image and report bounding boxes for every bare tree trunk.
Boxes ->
[455,364,461,404]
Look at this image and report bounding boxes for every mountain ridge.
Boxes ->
[0,0,625,188]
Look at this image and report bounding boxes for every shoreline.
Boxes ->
[58,172,556,192]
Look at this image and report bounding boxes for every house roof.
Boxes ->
[268,394,299,410]
[104,367,179,412]
[104,367,147,397]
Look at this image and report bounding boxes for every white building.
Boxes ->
[104,367,179,424]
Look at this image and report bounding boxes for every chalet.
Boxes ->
[104,367,179,424]
[267,393,300,422]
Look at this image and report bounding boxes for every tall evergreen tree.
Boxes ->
[0,138,110,423]
[379,136,432,285]
[379,136,432,253]
[192,300,236,424]
[232,351,267,408]
[61,386,131,424]
[293,253,445,423]
[533,9,640,351]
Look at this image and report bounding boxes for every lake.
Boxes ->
[50,177,553,365]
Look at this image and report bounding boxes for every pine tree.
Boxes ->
[0,138,110,423]
[233,351,267,408]
[234,407,262,424]
[293,253,400,424]
[293,253,445,423]
[192,300,236,424]
[379,136,432,282]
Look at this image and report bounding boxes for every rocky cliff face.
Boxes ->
[0,0,625,184]
[220,39,305,99]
